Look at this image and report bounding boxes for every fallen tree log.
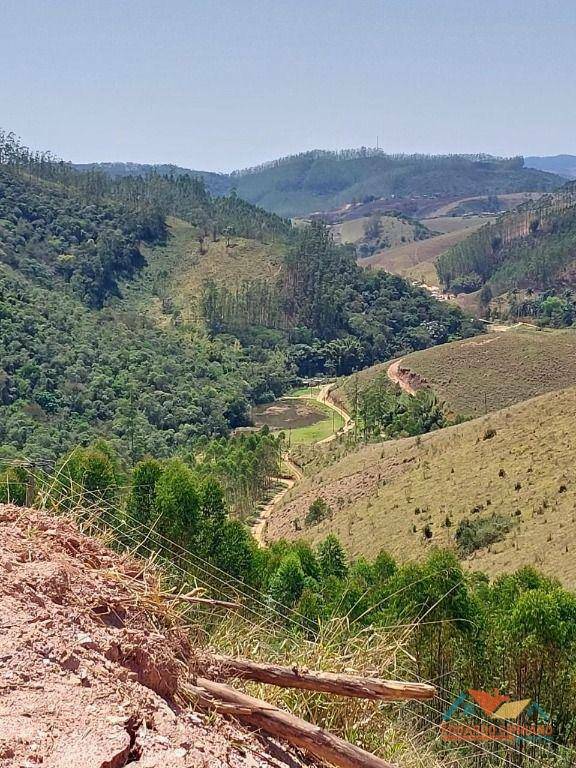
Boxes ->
[207,654,435,701]
[184,677,397,768]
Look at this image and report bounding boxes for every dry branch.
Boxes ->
[175,595,241,609]
[184,677,397,768]
[208,654,435,701]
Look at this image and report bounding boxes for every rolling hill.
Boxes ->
[525,154,576,180]
[267,384,576,588]
[437,181,576,294]
[78,151,564,218]
[386,325,576,416]
[332,325,576,418]
[231,151,562,217]
[74,160,230,195]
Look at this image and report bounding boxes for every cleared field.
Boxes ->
[424,192,544,218]
[360,225,484,284]
[266,385,576,587]
[420,215,489,233]
[403,326,576,416]
[253,398,344,445]
[128,217,284,325]
[332,214,415,247]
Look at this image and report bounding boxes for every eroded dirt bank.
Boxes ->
[0,504,306,768]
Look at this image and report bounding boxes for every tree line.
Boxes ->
[202,221,480,377]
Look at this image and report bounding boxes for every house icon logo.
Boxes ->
[441,689,552,743]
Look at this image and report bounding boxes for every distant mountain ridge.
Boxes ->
[525,155,576,180]
[76,151,564,217]
[73,161,230,195]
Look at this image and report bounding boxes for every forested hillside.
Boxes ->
[0,132,293,459]
[0,130,479,460]
[437,182,576,295]
[77,150,563,218]
[74,160,230,195]
[229,150,561,216]
[202,220,479,377]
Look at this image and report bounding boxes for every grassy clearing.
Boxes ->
[360,225,485,285]
[286,385,323,398]
[124,216,284,326]
[287,401,344,445]
[252,397,344,445]
[266,385,576,588]
[332,214,417,247]
[404,326,576,416]
[281,399,344,445]
[420,214,489,234]
[424,192,544,218]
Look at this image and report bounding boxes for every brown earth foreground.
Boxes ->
[0,504,307,768]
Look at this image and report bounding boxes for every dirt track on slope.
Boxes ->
[387,359,422,395]
[315,383,354,444]
[250,385,354,543]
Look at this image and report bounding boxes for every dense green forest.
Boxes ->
[0,131,293,459]
[4,446,576,753]
[74,160,231,195]
[437,184,576,295]
[78,150,563,218]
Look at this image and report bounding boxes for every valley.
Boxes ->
[267,382,576,587]
[3,128,576,767]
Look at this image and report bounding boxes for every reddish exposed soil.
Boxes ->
[387,360,428,395]
[0,504,307,768]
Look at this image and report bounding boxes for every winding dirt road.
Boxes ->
[316,383,355,444]
[251,384,353,544]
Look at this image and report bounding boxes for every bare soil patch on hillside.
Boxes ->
[0,504,306,768]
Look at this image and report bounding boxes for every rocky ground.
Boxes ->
[0,504,309,768]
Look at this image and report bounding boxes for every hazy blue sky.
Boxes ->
[1,0,574,171]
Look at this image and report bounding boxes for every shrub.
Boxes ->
[455,514,513,556]
[305,497,332,527]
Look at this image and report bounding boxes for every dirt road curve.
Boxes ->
[316,383,354,444]
[387,359,418,395]
[251,384,354,544]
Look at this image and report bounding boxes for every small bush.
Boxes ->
[483,428,497,440]
[455,514,513,556]
[305,497,332,527]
